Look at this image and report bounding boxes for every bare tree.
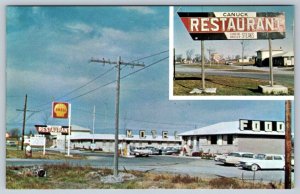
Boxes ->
[41,111,52,125]
[175,54,183,63]
[186,49,194,61]
[194,54,201,63]
[9,128,19,138]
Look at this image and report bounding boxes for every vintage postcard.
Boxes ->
[6,5,294,189]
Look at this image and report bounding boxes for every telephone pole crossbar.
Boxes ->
[90,56,144,178]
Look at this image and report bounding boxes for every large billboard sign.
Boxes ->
[35,125,70,135]
[52,102,69,119]
[178,12,286,40]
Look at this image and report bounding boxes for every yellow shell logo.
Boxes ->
[54,103,68,117]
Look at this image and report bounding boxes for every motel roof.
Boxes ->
[70,133,182,142]
[179,121,285,136]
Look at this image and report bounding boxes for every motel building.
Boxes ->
[70,131,182,152]
[179,119,285,155]
[35,125,182,152]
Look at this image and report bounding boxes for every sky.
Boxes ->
[174,5,294,59]
[6,6,294,135]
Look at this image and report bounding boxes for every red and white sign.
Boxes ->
[52,102,69,119]
[178,12,286,40]
[35,125,70,135]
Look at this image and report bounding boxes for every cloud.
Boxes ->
[65,22,93,34]
[122,6,156,15]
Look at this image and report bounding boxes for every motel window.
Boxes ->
[211,135,217,145]
[227,135,233,145]
[148,142,152,145]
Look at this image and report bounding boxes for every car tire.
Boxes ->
[251,164,259,171]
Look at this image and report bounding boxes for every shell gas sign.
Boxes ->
[52,102,69,119]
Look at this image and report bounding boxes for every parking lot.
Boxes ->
[6,152,293,183]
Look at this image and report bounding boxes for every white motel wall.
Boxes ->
[69,134,182,152]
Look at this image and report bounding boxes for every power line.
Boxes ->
[72,107,197,127]
[65,56,168,102]
[58,67,115,99]
[29,50,168,110]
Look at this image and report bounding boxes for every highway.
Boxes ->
[175,64,294,86]
[6,153,293,183]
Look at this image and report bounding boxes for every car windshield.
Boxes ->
[242,154,254,158]
[255,154,266,160]
[228,153,241,157]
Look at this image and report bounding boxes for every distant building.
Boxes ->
[272,51,294,66]
[256,48,294,66]
[211,53,223,63]
[179,119,285,155]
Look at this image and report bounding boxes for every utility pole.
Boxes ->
[16,94,38,151]
[285,100,292,189]
[90,56,144,177]
[207,48,215,66]
[241,40,245,63]
[173,48,176,80]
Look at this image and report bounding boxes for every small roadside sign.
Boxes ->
[30,135,46,155]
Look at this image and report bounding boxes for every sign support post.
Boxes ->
[67,103,71,157]
[268,38,274,86]
[43,135,46,155]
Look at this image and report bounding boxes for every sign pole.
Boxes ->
[285,100,292,189]
[201,40,205,90]
[67,103,71,156]
[43,135,46,156]
[268,38,274,86]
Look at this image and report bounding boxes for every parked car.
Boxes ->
[239,154,285,171]
[6,141,17,147]
[225,61,233,65]
[132,147,151,157]
[149,147,160,155]
[219,152,254,165]
[162,147,181,155]
[214,153,228,162]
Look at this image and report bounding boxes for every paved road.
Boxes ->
[7,154,293,183]
[175,65,294,86]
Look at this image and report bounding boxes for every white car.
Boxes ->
[132,147,151,157]
[239,154,285,171]
[219,152,254,165]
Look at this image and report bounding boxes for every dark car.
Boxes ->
[162,147,180,155]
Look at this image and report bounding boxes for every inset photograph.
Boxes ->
[171,6,294,97]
